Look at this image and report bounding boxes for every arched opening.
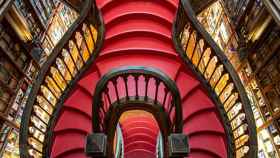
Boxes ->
[87,66,186,158]
[114,110,161,158]
[104,98,171,157]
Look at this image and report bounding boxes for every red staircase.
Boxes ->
[120,112,159,158]
[50,0,228,157]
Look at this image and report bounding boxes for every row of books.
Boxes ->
[0,24,30,70]
[0,1,78,157]
[0,8,39,157]
[0,124,20,158]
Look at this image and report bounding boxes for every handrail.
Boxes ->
[263,0,280,26]
[0,0,13,20]
[156,133,164,158]
[172,0,257,158]
[92,66,183,157]
[19,0,104,157]
[115,124,124,158]
[92,66,182,133]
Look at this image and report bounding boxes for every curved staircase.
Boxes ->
[19,0,257,158]
[51,0,227,157]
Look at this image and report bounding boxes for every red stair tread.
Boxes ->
[189,134,227,158]
[96,54,181,79]
[124,133,157,145]
[183,110,225,135]
[121,116,158,124]
[183,87,214,106]
[122,127,158,138]
[176,70,200,99]
[182,87,216,120]
[125,141,156,153]
[78,70,100,95]
[182,102,214,122]
[105,14,171,40]
[121,121,159,131]
[51,132,86,158]
[103,5,173,25]
[64,87,92,117]
[101,33,174,57]
[125,149,155,158]
[54,108,91,133]
[101,0,175,21]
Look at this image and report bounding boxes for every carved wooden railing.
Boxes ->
[19,0,104,157]
[173,0,257,158]
[91,66,183,157]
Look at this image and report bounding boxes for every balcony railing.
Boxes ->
[19,0,104,157]
[173,0,257,157]
[91,66,183,157]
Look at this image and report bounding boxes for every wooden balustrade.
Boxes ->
[19,0,104,157]
[173,0,257,157]
[92,66,183,157]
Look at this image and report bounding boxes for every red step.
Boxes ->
[124,133,156,146]
[125,141,156,153]
[125,149,155,158]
